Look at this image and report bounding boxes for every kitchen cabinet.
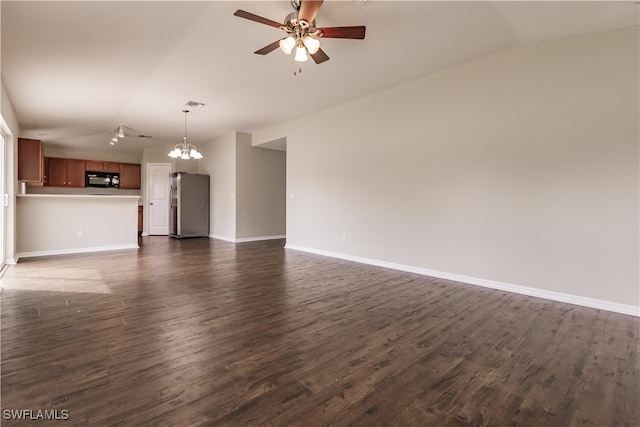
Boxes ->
[47,157,86,187]
[138,205,143,244]
[119,163,141,189]
[18,138,45,185]
[85,160,120,173]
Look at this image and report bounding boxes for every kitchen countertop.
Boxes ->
[17,194,140,199]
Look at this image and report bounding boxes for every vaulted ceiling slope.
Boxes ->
[2,1,638,153]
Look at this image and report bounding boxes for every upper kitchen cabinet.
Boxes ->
[47,157,86,187]
[18,138,45,186]
[119,163,141,189]
[85,160,120,173]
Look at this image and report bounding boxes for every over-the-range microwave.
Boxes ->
[85,171,120,188]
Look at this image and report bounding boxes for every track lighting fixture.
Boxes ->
[109,125,126,145]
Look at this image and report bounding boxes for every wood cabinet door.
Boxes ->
[18,138,44,183]
[85,160,119,173]
[47,157,67,186]
[104,162,120,173]
[46,158,85,187]
[120,163,141,189]
[85,160,104,171]
[66,159,86,187]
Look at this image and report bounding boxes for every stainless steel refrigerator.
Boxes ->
[169,172,210,238]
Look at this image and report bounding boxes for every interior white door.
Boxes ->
[147,163,171,235]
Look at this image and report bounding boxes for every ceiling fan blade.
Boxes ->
[233,10,282,29]
[254,40,281,55]
[298,0,324,24]
[317,26,366,39]
[310,48,330,64]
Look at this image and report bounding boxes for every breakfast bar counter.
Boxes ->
[16,194,140,259]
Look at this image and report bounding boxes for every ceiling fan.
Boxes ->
[233,0,366,64]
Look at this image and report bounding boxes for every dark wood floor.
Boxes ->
[1,237,638,426]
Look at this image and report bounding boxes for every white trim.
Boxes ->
[211,234,286,243]
[5,258,17,265]
[17,244,139,259]
[235,235,286,243]
[285,244,640,318]
[210,234,235,242]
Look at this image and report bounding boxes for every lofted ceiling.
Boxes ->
[1,1,638,154]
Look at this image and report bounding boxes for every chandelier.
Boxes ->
[168,110,203,160]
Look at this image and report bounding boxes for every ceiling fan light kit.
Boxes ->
[233,0,365,65]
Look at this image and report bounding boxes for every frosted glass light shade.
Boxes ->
[279,37,296,55]
[303,36,320,54]
[294,46,308,62]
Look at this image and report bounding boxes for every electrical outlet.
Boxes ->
[342,233,347,243]
[77,230,84,238]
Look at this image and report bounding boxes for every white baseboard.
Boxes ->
[5,258,18,265]
[17,244,139,259]
[210,234,236,242]
[235,235,286,243]
[285,244,640,317]
[211,234,286,243]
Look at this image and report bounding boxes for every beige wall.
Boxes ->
[236,132,286,240]
[44,146,141,163]
[199,132,237,240]
[2,79,21,263]
[254,27,639,313]
[197,132,286,242]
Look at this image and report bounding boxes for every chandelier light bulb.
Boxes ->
[117,125,125,138]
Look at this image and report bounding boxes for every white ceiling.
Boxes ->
[2,1,638,154]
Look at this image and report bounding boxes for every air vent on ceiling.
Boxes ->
[186,101,206,108]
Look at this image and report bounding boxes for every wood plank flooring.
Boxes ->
[1,237,638,426]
